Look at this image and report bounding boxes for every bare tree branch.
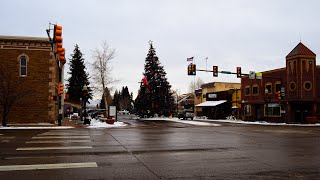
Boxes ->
[91,41,116,115]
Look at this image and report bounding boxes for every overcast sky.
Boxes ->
[1,0,320,99]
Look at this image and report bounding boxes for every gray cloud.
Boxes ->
[1,0,320,98]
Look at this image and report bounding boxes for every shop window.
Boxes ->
[245,104,251,116]
[265,103,281,117]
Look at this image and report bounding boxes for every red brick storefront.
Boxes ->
[241,42,319,123]
[0,36,59,124]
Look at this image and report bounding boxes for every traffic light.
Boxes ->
[53,25,62,44]
[213,66,218,77]
[58,83,64,95]
[188,64,196,75]
[237,67,241,78]
[277,91,281,104]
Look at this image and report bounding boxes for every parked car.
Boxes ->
[178,109,194,120]
[70,113,80,120]
[90,109,106,118]
[118,109,130,115]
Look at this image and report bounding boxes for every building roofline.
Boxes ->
[201,81,240,88]
[260,67,286,74]
[0,35,49,42]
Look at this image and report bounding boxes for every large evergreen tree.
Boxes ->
[135,42,174,117]
[112,87,133,111]
[67,44,92,102]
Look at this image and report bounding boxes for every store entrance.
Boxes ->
[292,103,312,123]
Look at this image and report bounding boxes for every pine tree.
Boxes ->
[112,90,120,108]
[67,44,92,102]
[99,87,112,109]
[135,42,174,117]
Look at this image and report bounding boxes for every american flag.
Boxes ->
[187,57,194,61]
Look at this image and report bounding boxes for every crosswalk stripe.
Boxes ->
[0,136,14,139]
[32,136,90,139]
[26,140,91,143]
[16,146,93,151]
[0,162,97,171]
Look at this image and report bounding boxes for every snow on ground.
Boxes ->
[86,118,127,128]
[138,117,320,127]
[194,118,320,126]
[0,126,74,129]
[139,117,221,126]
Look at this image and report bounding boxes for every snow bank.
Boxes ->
[139,117,221,126]
[86,118,127,128]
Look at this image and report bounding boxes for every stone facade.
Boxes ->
[0,36,59,124]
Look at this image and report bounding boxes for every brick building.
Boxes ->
[0,36,60,125]
[241,42,319,123]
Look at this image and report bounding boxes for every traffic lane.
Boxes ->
[0,153,159,180]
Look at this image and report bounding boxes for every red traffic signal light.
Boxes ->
[237,67,241,78]
[58,83,64,95]
[213,66,218,77]
[188,64,196,75]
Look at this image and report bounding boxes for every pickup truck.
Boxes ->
[178,110,194,120]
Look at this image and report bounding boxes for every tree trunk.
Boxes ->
[103,84,108,118]
[2,113,6,126]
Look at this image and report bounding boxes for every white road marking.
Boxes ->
[38,134,90,136]
[0,134,3,135]
[16,146,93,151]
[26,140,91,143]
[0,162,97,171]
[1,140,10,143]
[32,136,90,139]
[0,136,15,139]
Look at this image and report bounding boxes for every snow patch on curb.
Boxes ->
[139,117,221,126]
[0,126,74,130]
[86,118,127,128]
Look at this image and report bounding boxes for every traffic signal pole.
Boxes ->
[47,23,65,126]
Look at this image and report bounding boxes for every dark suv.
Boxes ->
[178,109,194,120]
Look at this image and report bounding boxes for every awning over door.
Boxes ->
[195,100,227,107]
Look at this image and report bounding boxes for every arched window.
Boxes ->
[18,54,29,77]
[252,84,259,96]
[274,81,281,94]
[245,85,251,96]
[265,82,272,94]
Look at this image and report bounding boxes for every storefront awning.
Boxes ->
[195,100,227,107]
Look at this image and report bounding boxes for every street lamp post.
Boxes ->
[264,88,271,122]
[82,85,89,124]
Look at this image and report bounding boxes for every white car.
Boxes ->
[118,110,130,115]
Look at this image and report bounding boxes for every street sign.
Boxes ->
[249,71,255,79]
[221,71,231,74]
[109,106,117,116]
[281,87,285,97]
[256,72,262,79]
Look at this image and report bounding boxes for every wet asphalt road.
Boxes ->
[0,115,320,180]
